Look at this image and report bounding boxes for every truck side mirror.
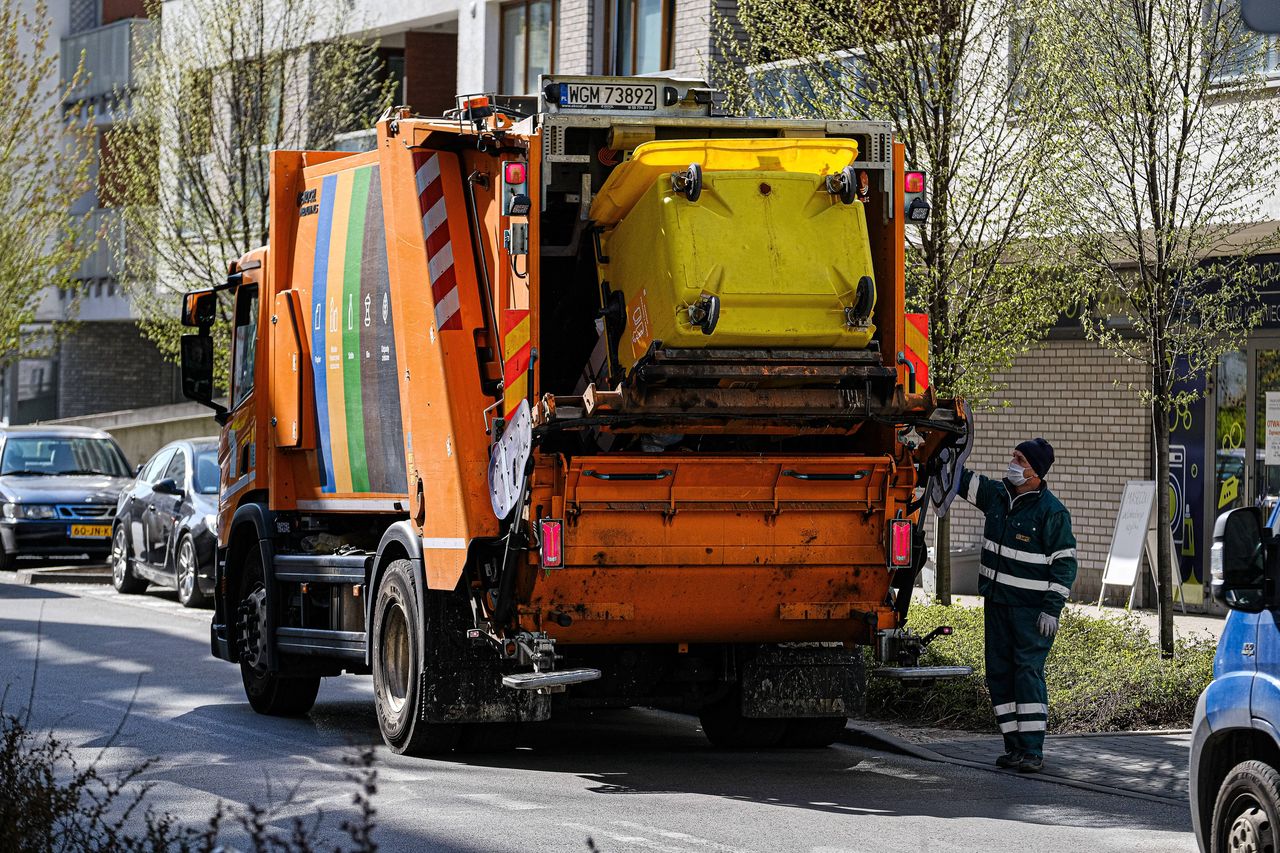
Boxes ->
[1212,507,1273,612]
[180,333,228,424]
[181,289,217,328]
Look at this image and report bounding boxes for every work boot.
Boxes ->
[1017,754,1044,773]
[995,751,1023,768]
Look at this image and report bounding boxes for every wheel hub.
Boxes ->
[111,531,126,584]
[178,542,195,599]
[237,587,269,670]
[1229,805,1272,853]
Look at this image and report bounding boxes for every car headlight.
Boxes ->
[204,514,218,532]
[1,503,15,519]
[18,505,57,520]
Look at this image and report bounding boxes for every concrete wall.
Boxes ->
[46,401,219,469]
[946,336,1153,604]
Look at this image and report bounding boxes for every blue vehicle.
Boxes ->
[1191,507,1280,852]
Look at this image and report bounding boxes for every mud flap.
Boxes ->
[420,664,552,724]
[740,646,865,719]
[928,400,974,518]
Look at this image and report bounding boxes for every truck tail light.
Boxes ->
[539,518,564,568]
[904,171,925,194]
[889,519,913,568]
[504,162,527,185]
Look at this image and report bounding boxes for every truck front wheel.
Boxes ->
[1211,760,1280,853]
[237,548,320,716]
[372,559,461,755]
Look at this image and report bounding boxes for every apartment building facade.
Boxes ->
[9,0,726,426]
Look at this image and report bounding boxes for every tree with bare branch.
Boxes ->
[716,0,1070,602]
[1025,0,1277,654]
[0,0,95,368]
[106,0,394,387]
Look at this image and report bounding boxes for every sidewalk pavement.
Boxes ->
[844,722,1189,806]
[918,590,1226,642]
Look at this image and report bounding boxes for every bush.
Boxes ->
[0,706,379,853]
[864,603,1216,734]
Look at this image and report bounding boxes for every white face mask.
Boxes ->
[1006,462,1029,485]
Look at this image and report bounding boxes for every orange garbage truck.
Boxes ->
[178,75,972,754]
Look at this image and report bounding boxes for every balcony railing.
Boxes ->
[76,208,124,281]
[60,18,155,108]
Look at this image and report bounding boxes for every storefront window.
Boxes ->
[1216,351,1246,513]
[1255,349,1280,516]
[501,0,555,94]
[609,0,672,75]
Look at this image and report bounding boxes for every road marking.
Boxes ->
[561,823,695,852]
[611,821,760,853]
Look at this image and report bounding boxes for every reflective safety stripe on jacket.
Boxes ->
[959,468,1078,616]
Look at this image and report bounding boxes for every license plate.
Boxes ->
[69,524,111,538]
[558,82,657,111]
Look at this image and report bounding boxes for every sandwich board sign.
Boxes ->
[1097,480,1159,609]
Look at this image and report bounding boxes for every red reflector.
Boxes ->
[504,162,527,185]
[889,519,913,568]
[904,171,925,194]
[540,519,564,568]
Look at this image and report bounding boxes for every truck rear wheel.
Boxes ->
[237,548,320,716]
[372,559,461,755]
[698,686,787,749]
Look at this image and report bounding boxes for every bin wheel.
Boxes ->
[237,549,320,717]
[372,559,462,755]
[673,162,702,202]
[838,166,858,204]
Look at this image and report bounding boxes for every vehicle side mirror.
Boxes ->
[1212,507,1274,612]
[180,333,228,425]
[153,478,183,497]
[134,463,144,477]
[181,289,217,327]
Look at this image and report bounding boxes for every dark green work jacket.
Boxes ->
[959,468,1078,617]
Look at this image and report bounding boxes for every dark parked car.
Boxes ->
[111,438,220,607]
[0,426,133,568]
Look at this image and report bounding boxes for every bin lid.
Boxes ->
[589,138,861,226]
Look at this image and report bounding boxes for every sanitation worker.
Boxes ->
[958,438,1077,773]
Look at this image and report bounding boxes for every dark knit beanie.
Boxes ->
[1016,438,1055,479]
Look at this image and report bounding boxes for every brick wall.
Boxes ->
[101,0,148,25]
[945,336,1152,602]
[405,32,458,116]
[57,322,182,418]
[672,0,711,76]
[558,0,594,74]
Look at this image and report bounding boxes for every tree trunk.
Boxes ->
[1154,398,1175,658]
[936,514,952,605]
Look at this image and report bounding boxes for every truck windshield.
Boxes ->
[0,437,131,477]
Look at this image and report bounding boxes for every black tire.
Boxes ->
[698,686,787,749]
[372,559,461,755]
[780,716,849,748]
[237,548,320,716]
[111,525,147,594]
[1212,760,1280,853]
[175,533,208,608]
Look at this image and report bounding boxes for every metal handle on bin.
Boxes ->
[582,469,673,481]
[781,469,871,481]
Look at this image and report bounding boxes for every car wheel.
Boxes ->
[372,559,462,755]
[237,548,320,716]
[111,526,147,594]
[175,533,208,608]
[1211,760,1280,853]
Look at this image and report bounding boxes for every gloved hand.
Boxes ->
[1037,612,1059,638]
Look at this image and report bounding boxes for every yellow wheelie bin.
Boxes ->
[590,139,878,372]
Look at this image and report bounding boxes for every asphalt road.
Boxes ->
[0,577,1198,853]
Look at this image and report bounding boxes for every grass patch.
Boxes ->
[865,603,1216,733]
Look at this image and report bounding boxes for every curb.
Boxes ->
[15,564,113,585]
[841,723,1185,807]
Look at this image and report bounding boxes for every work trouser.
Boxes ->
[984,601,1054,758]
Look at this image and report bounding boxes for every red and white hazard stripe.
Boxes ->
[413,153,461,331]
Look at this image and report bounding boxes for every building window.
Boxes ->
[608,0,672,76]
[501,0,556,94]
